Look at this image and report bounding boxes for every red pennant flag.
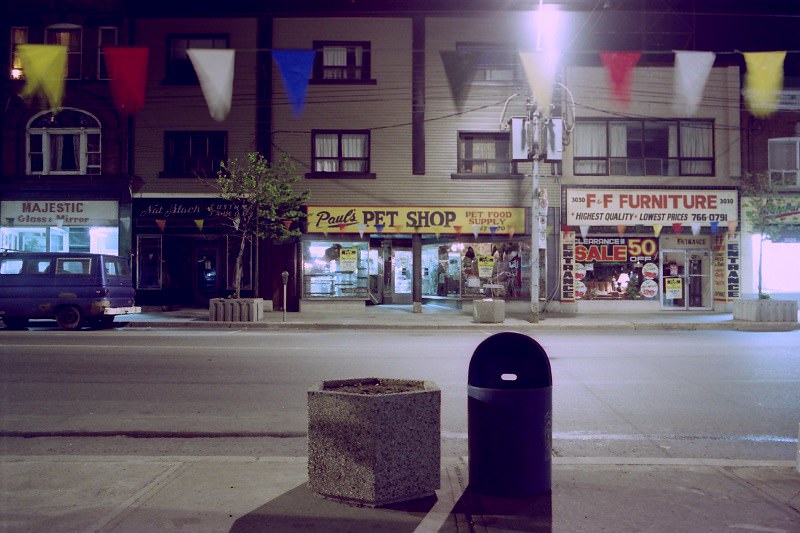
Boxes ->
[672,223,682,234]
[155,218,166,232]
[338,223,347,232]
[600,51,641,107]
[282,220,292,230]
[104,47,149,116]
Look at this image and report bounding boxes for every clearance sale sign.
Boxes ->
[565,188,738,226]
[575,237,658,263]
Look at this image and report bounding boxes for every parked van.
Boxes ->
[0,252,140,330]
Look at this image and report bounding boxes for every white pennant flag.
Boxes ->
[579,225,589,240]
[691,223,701,236]
[673,51,715,116]
[187,49,235,121]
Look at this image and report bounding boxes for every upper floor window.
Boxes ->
[10,27,28,79]
[46,24,82,79]
[310,130,372,177]
[97,27,118,80]
[312,41,373,83]
[573,119,714,177]
[166,34,228,84]
[457,43,521,84]
[457,132,518,177]
[163,131,227,178]
[27,108,101,175]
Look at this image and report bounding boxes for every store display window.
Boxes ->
[302,240,369,298]
[0,226,118,255]
[572,236,659,300]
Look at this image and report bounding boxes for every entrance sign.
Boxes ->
[565,188,738,226]
[307,206,525,235]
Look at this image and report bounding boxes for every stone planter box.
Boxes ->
[732,299,798,322]
[208,298,270,321]
[308,378,440,507]
[473,298,505,323]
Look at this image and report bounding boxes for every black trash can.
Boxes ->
[468,332,552,497]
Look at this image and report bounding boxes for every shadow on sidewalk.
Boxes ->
[229,482,435,532]
[441,488,552,532]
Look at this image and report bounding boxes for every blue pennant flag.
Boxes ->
[272,50,316,117]
[375,224,385,235]
[489,226,498,236]
[710,221,719,234]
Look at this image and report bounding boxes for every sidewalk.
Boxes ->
[121,301,800,332]
[2,455,798,532]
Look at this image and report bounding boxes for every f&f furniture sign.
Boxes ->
[565,188,738,226]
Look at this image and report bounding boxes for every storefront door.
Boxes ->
[390,248,413,305]
[195,245,221,305]
[660,249,712,310]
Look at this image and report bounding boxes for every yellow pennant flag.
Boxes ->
[652,224,663,237]
[18,45,67,110]
[743,51,786,118]
[194,219,204,232]
[519,51,557,116]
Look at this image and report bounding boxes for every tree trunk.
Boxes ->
[758,235,764,298]
[234,236,247,299]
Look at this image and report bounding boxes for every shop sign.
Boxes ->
[726,233,740,298]
[565,188,738,226]
[1,200,118,227]
[575,237,658,263]
[560,230,575,302]
[339,247,358,271]
[665,277,683,299]
[477,256,495,278]
[307,206,525,235]
[133,199,235,220]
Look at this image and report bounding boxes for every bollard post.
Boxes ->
[281,271,289,322]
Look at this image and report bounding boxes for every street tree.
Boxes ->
[213,152,309,298]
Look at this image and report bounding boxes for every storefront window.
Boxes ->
[137,235,162,289]
[302,240,369,298]
[572,237,660,301]
[0,226,117,254]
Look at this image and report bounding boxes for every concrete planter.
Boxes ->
[732,299,798,322]
[208,298,270,322]
[473,298,505,323]
[307,378,440,506]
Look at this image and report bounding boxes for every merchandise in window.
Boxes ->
[26,108,102,175]
[573,119,714,176]
[302,241,370,298]
[10,27,28,79]
[163,131,227,178]
[312,41,372,82]
[457,132,518,176]
[310,131,371,176]
[165,34,228,84]
[572,237,660,301]
[46,24,82,79]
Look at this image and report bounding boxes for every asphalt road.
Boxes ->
[1,327,798,460]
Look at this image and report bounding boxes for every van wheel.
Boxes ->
[56,306,83,330]
[3,317,29,330]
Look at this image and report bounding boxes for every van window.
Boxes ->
[29,259,52,274]
[56,258,91,275]
[104,258,130,277]
[0,258,24,274]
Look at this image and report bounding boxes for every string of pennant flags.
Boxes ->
[17,44,793,121]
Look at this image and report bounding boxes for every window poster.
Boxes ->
[339,247,358,272]
[665,277,683,299]
[477,255,494,278]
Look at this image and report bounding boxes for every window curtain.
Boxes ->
[50,134,79,171]
[574,123,606,173]
[680,123,712,174]
[609,123,627,157]
[341,134,367,171]
[315,134,339,171]
[323,47,347,79]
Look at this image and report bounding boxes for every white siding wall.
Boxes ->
[133,18,258,196]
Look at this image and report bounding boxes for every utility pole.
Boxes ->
[528,98,542,324]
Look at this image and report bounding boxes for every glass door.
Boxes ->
[392,249,413,304]
[660,249,712,310]
[687,251,712,309]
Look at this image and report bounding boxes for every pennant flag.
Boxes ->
[440,50,479,112]
[691,223,701,236]
[338,223,347,232]
[155,219,166,232]
[104,47,149,116]
[616,224,626,236]
[433,229,441,239]
[562,225,571,232]
[546,225,553,234]
[272,50,316,117]
[508,225,515,239]
[653,224,662,237]
[322,230,328,237]
[672,223,682,234]
[710,221,719,234]
[489,226,498,237]
[357,223,367,238]
[187,49,235,121]
[18,45,67,109]
[600,51,641,107]
[727,220,737,233]
[375,224,385,235]
[194,219,204,232]
[743,51,786,118]
[472,224,481,239]
[519,51,557,116]
[579,225,589,239]
[453,225,462,236]
[673,51,715,116]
